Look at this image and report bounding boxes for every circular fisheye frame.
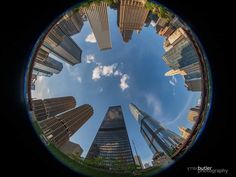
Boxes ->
[25,0,212,176]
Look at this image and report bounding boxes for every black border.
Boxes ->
[2,0,232,176]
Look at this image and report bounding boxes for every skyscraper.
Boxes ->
[164,69,187,76]
[35,48,50,62]
[42,25,82,65]
[31,99,47,121]
[33,56,63,74]
[31,74,37,90]
[84,2,112,50]
[178,126,192,139]
[86,106,135,169]
[58,11,84,36]
[163,27,187,52]
[32,96,76,121]
[129,103,184,158]
[43,96,76,117]
[185,78,201,92]
[118,0,149,43]
[170,16,186,29]
[39,104,93,147]
[159,25,176,37]
[188,106,200,123]
[32,68,53,77]
[163,39,199,70]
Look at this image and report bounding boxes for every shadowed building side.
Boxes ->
[42,25,82,65]
[39,104,93,148]
[86,106,135,169]
[84,2,112,50]
[32,96,76,121]
[118,0,149,43]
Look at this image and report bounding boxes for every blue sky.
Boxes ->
[32,7,201,165]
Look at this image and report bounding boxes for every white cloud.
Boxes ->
[85,54,95,63]
[114,70,123,76]
[85,32,96,43]
[77,76,82,83]
[197,97,201,105]
[92,66,102,80]
[145,94,162,117]
[91,63,130,91]
[102,65,115,76]
[169,76,177,86]
[169,80,175,86]
[120,74,129,91]
[92,64,117,80]
[172,75,177,83]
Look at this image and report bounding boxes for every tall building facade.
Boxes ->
[32,96,76,121]
[33,68,53,77]
[32,99,47,121]
[84,2,112,50]
[129,103,184,158]
[162,27,200,74]
[42,25,82,65]
[118,0,149,43]
[86,106,135,169]
[159,25,175,37]
[185,78,201,91]
[58,11,84,36]
[178,126,192,139]
[164,69,187,76]
[39,104,93,147]
[188,106,200,123]
[33,56,63,74]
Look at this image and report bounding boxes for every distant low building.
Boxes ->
[188,106,200,123]
[144,162,152,169]
[178,126,192,140]
[152,151,171,167]
[134,155,144,169]
[60,141,83,157]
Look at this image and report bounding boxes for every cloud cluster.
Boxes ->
[77,76,82,83]
[120,74,129,91]
[85,33,96,43]
[92,64,117,80]
[92,63,129,91]
[169,76,177,86]
[85,54,95,63]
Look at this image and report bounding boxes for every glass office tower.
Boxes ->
[86,106,135,169]
[129,103,184,157]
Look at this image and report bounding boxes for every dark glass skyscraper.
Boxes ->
[33,56,63,74]
[129,103,184,158]
[42,25,82,66]
[86,106,135,169]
